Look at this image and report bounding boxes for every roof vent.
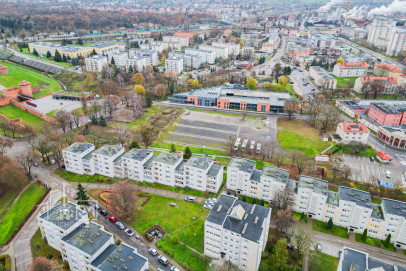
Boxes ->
[242,223,248,234]
[254,216,259,224]
[250,205,256,214]
[217,205,222,212]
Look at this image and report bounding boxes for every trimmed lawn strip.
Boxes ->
[189,109,267,120]
[152,142,226,156]
[31,229,69,270]
[0,182,46,245]
[332,75,357,88]
[0,188,20,219]
[46,109,57,118]
[312,219,349,239]
[137,182,211,198]
[157,236,210,271]
[310,251,339,271]
[331,144,376,158]
[172,219,205,253]
[355,233,396,252]
[0,105,45,125]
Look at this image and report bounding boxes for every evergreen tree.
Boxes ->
[260,199,265,206]
[54,50,62,62]
[159,32,163,41]
[170,144,176,153]
[83,124,89,135]
[384,234,391,247]
[327,218,333,230]
[145,92,152,108]
[90,115,98,125]
[111,57,115,65]
[33,48,38,57]
[77,38,83,45]
[99,115,107,127]
[62,54,67,62]
[75,183,90,207]
[183,147,192,160]
[361,229,367,241]
[252,198,257,204]
[241,195,247,202]
[129,141,140,150]
[67,55,71,61]
[91,49,97,56]
[128,65,134,74]
[46,50,51,58]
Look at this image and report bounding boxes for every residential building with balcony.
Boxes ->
[354,77,398,94]
[211,42,240,56]
[168,52,202,69]
[185,48,216,64]
[122,148,153,182]
[62,142,95,175]
[92,145,125,178]
[129,49,159,66]
[108,52,128,67]
[163,36,190,48]
[199,45,229,59]
[152,152,183,187]
[165,55,184,74]
[85,56,108,73]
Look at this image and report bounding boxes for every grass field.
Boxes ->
[0,188,21,220]
[171,219,206,253]
[0,105,45,125]
[20,48,72,68]
[0,182,46,245]
[312,219,349,239]
[355,233,396,252]
[0,61,61,97]
[278,118,332,156]
[310,251,339,271]
[54,169,121,183]
[332,76,358,88]
[331,144,376,158]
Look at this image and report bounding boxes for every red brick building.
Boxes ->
[367,103,406,127]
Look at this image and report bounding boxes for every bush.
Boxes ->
[361,229,367,241]
[184,186,191,192]
[115,239,121,246]
[172,235,180,244]
[46,254,53,259]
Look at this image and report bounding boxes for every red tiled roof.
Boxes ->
[376,152,392,160]
[174,32,194,39]
[342,122,369,133]
[338,62,368,69]
[360,76,397,85]
[375,63,403,73]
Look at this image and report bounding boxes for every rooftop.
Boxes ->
[64,142,94,154]
[39,202,87,230]
[184,156,213,170]
[339,187,372,209]
[92,43,118,49]
[93,145,124,158]
[61,222,112,256]
[90,244,147,271]
[341,122,369,133]
[337,62,368,69]
[154,152,182,166]
[228,157,256,174]
[382,198,406,219]
[122,148,152,162]
[207,163,223,177]
[261,166,289,183]
[298,176,328,196]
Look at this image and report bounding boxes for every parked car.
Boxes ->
[316,243,322,252]
[386,170,391,178]
[158,255,169,266]
[116,222,125,230]
[135,235,140,239]
[370,157,375,162]
[149,248,158,256]
[108,216,117,223]
[99,209,108,216]
[124,229,134,237]
[204,204,213,210]
[185,196,196,203]
[171,267,180,271]
[250,140,255,150]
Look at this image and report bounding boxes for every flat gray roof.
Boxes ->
[39,202,87,231]
[382,198,406,219]
[262,166,289,183]
[122,148,152,162]
[64,142,94,154]
[298,176,328,196]
[93,145,123,158]
[339,187,372,209]
[143,156,157,168]
[250,169,262,183]
[184,156,213,170]
[207,163,223,177]
[92,43,118,49]
[90,244,147,271]
[61,222,112,256]
[228,157,256,174]
[154,152,182,166]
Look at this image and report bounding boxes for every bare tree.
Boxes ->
[211,260,243,271]
[109,181,139,220]
[226,135,237,156]
[103,96,120,119]
[241,109,247,121]
[331,156,343,182]
[292,224,313,257]
[130,93,146,118]
[55,110,71,133]
[140,125,154,148]
[0,137,14,155]
[115,123,130,146]
[272,187,293,210]
[273,150,285,167]
[80,92,89,116]
[90,99,102,118]
[274,207,295,235]
[30,256,62,271]
[319,105,339,133]
[16,150,38,179]
[71,110,81,129]
[341,165,352,181]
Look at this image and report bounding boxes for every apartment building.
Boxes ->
[168,51,202,69]
[126,56,147,72]
[204,194,271,271]
[241,46,255,59]
[129,49,159,66]
[107,52,128,67]
[381,199,406,248]
[367,103,406,127]
[92,145,125,178]
[226,157,289,202]
[140,43,165,53]
[199,45,229,59]
[183,156,224,192]
[91,43,119,56]
[165,55,184,74]
[367,19,396,49]
[332,62,368,78]
[122,148,153,182]
[85,56,108,73]
[162,35,190,48]
[373,63,404,78]
[336,121,370,144]
[152,152,183,187]
[211,42,240,56]
[337,247,406,271]
[150,40,181,51]
[185,48,216,64]
[386,27,406,56]
[38,202,89,251]
[62,142,95,175]
[309,66,337,90]
[354,76,398,94]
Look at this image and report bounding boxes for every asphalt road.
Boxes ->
[290,70,317,97]
[368,135,406,168]
[252,37,287,74]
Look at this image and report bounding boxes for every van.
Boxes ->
[256,143,261,154]
[386,170,391,178]
[234,138,241,151]
[241,139,248,151]
[250,141,255,150]
[185,196,196,203]
[158,255,169,266]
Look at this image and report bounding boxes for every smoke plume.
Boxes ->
[368,0,406,17]
[318,0,346,12]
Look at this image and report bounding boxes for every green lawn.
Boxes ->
[355,233,396,252]
[0,182,46,245]
[0,105,45,125]
[312,219,349,239]
[332,144,376,158]
[131,193,209,234]
[20,48,72,68]
[157,236,210,271]
[278,118,332,156]
[137,182,211,198]
[54,169,121,183]
[46,109,57,118]
[0,61,61,97]
[172,219,206,253]
[152,142,227,156]
[31,229,69,270]
[310,251,339,271]
[110,106,161,130]
[0,188,21,220]
[332,75,357,88]
[293,211,302,221]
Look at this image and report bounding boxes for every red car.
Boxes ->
[108,216,117,223]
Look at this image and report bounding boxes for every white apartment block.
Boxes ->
[241,46,255,59]
[168,51,202,69]
[162,36,190,48]
[140,43,165,53]
[332,62,368,78]
[199,45,229,59]
[185,48,216,64]
[380,199,406,249]
[165,55,184,74]
[85,56,108,73]
[211,42,240,56]
[226,157,289,203]
[108,52,128,67]
[336,121,370,144]
[386,27,406,56]
[129,49,159,66]
[367,19,396,49]
[62,142,96,175]
[126,56,147,72]
[62,144,224,193]
[150,40,181,51]
[204,194,271,271]
[38,202,89,252]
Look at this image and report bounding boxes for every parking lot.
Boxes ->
[25,95,82,114]
[342,154,405,186]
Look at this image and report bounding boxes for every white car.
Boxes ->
[149,248,158,256]
[171,267,180,271]
[115,222,125,230]
[250,140,255,150]
[204,204,213,210]
[124,229,134,237]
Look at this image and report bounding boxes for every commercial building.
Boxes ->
[367,103,406,127]
[212,42,240,56]
[165,55,184,74]
[377,126,406,150]
[29,42,92,58]
[63,144,224,193]
[129,49,159,66]
[309,32,343,49]
[168,84,294,113]
[386,27,406,56]
[85,56,108,73]
[108,52,128,67]
[337,247,406,271]
[204,194,271,271]
[185,48,216,64]
[91,43,119,56]
[332,62,368,78]
[309,66,337,90]
[199,45,229,59]
[335,121,370,144]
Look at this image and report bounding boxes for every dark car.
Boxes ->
[370,157,375,162]
[99,209,108,216]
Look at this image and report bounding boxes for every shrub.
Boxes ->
[184,186,191,192]
[46,254,53,259]
[361,229,367,241]
[172,235,179,244]
[115,239,121,246]
[327,218,333,230]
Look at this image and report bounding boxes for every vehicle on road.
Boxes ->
[158,255,169,266]
[115,221,125,230]
[241,139,248,151]
[386,170,391,178]
[109,216,117,223]
[93,203,100,210]
[204,204,213,210]
[171,266,180,271]
[370,157,375,162]
[185,196,196,203]
[149,248,158,256]
[124,229,134,237]
[316,243,322,252]
[99,209,108,216]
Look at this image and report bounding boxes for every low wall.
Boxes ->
[0,98,11,106]
[10,100,57,123]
